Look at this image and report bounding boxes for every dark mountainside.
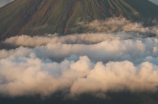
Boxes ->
[1,92,158,104]
[0,0,158,40]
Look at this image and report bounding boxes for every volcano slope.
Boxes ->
[0,0,158,39]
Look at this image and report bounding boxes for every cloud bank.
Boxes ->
[76,18,158,34]
[0,56,158,97]
[4,18,158,47]
[1,38,158,63]
[0,18,158,97]
[3,32,143,47]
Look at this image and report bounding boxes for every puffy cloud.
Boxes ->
[1,38,158,63]
[1,18,158,97]
[70,60,158,95]
[1,38,158,97]
[0,56,158,97]
[3,32,143,47]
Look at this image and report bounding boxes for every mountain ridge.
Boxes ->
[0,0,158,40]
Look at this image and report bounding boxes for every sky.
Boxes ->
[150,0,158,5]
[0,0,13,7]
[0,0,158,7]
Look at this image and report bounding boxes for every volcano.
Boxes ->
[0,0,158,39]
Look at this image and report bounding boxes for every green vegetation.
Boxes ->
[0,0,158,39]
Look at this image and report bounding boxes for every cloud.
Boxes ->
[1,38,158,63]
[3,18,158,47]
[70,60,158,95]
[1,38,158,97]
[0,56,158,97]
[75,18,158,35]
[3,32,145,47]
[1,18,158,97]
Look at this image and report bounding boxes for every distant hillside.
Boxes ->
[0,0,158,39]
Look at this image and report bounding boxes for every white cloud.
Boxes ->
[76,18,158,35]
[3,32,144,47]
[1,38,158,97]
[0,56,158,97]
[2,38,158,64]
[1,18,158,97]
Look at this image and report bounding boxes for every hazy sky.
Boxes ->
[0,0,158,7]
[150,0,158,5]
[0,0,13,7]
